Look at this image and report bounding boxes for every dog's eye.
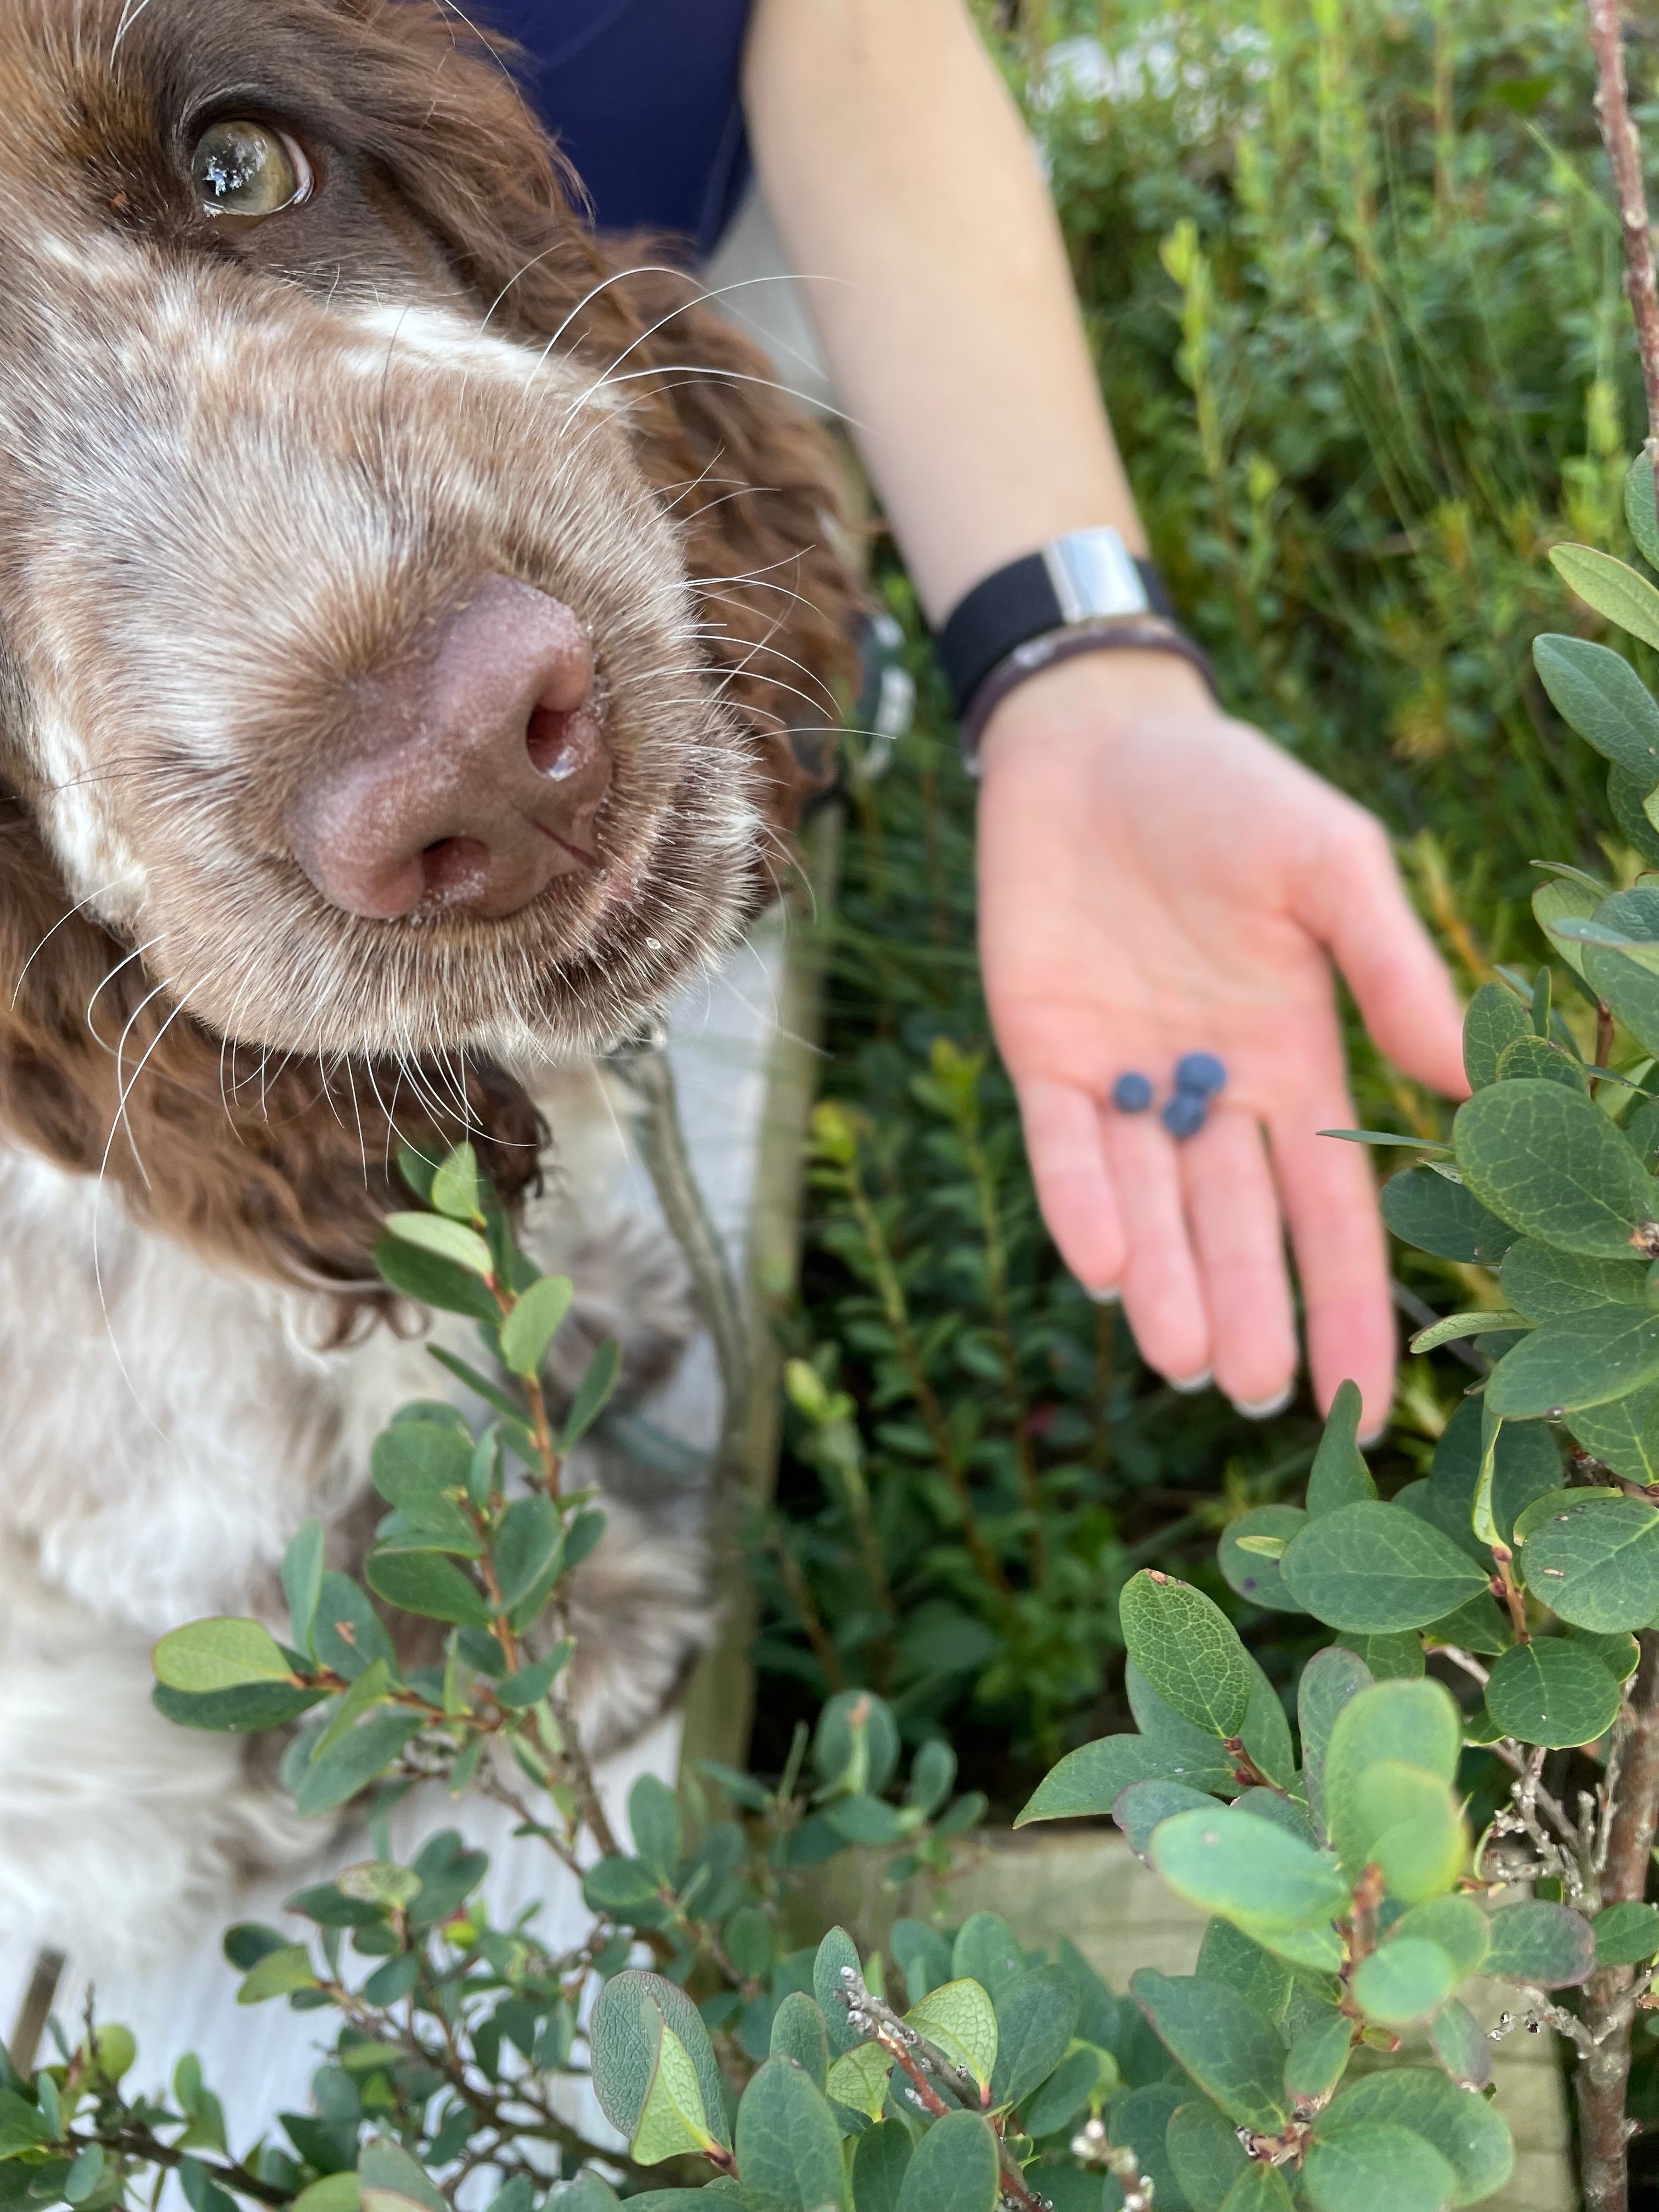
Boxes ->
[190,120,313,220]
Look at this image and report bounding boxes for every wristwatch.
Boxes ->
[936,526,1216,770]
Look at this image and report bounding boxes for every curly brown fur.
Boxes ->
[0,0,859,1305]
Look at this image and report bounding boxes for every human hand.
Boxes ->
[975,651,1467,1434]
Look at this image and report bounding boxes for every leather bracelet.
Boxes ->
[958,616,1220,772]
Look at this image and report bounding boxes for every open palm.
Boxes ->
[976,653,1467,1431]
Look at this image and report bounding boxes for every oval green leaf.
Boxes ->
[1279,1503,1489,1632]
[1118,1571,1253,1740]
[1484,1637,1622,1747]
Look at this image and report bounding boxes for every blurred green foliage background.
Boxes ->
[748,0,1659,1812]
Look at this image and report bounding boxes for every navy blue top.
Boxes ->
[482,1,757,261]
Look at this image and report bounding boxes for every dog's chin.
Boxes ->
[144,823,754,1069]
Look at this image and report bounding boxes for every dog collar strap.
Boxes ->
[937,527,1216,770]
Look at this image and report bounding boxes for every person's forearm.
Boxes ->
[743,0,1142,622]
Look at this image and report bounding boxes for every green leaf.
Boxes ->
[153,1679,324,1734]
[1462,980,1534,1089]
[1284,2011,1353,2103]
[1130,1971,1286,2130]
[1322,1679,1460,1883]
[826,2042,892,2121]
[1483,1900,1595,1987]
[1628,453,1659,567]
[1118,1571,1253,1739]
[950,1912,1027,2000]
[1302,2125,1455,2212]
[1408,1308,1532,1354]
[383,1213,495,1278]
[1349,1762,1465,1900]
[153,1618,297,1695]
[1593,1900,1659,1967]
[1020,2046,1105,2138]
[1298,1646,1373,1844]
[1317,2068,1514,2205]
[1388,1897,1489,1980]
[311,1658,394,1760]
[989,1965,1079,2111]
[893,2112,1000,2212]
[1166,2098,1250,2210]
[1114,1779,1219,1859]
[1379,1167,1517,1264]
[562,1339,622,1452]
[1517,1492,1659,1627]
[63,2146,105,2207]
[1340,1630,1427,1678]
[500,1275,576,1378]
[1016,1731,1231,1826]
[1453,1079,1658,1256]
[1483,1637,1621,1746]
[1553,543,1659,648]
[1149,1806,1350,1931]
[429,1143,483,1222]
[589,1973,731,2153]
[1425,1395,1562,1548]
[0,2092,53,2157]
[1279,1503,1489,1632]
[1494,1035,1587,1090]
[906,1979,998,2091]
[1533,633,1659,775]
[283,1520,326,1661]
[733,2056,849,2211]
[1306,1383,1378,1515]
[494,1640,572,1709]
[365,1549,493,1629]
[767,1994,828,2091]
[1221,1505,1311,1614]
[1220,2171,1296,2212]
[1533,876,1599,978]
[814,1929,870,2058]
[1498,1238,1646,1320]
[1427,1999,1491,2091]
[236,1944,318,2005]
[359,2141,447,2212]
[494,1494,565,1616]
[1487,1305,1659,1417]
[850,2124,911,2212]
[1352,1940,1457,2028]
[1567,1384,1659,1483]
[1609,762,1659,867]
[312,1571,399,1681]
[293,1708,422,1817]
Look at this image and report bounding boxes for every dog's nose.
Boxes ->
[288,575,608,922]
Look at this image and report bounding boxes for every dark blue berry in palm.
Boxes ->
[1111,1071,1154,1113]
[1175,1051,1227,1098]
[1162,1092,1208,1141]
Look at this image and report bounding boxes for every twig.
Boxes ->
[1589,0,1659,449]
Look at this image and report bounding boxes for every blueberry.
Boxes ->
[1111,1071,1155,1113]
[1175,1051,1227,1098]
[1162,1091,1209,1141]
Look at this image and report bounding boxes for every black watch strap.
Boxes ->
[938,535,1175,717]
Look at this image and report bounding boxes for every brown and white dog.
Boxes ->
[0,0,856,1968]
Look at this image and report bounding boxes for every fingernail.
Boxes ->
[1169,1368,1214,1396]
[1233,1385,1295,1420]
[1088,1285,1122,1307]
[1358,1422,1387,1449]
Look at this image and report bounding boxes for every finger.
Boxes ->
[1300,819,1468,1098]
[1015,1077,1127,1293]
[1180,1107,1299,1413]
[1102,1105,1211,1386]
[1269,1085,1396,1434]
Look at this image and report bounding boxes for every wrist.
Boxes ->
[975,647,1218,772]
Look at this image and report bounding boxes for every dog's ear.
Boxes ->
[337,0,864,828]
[0,789,541,1324]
